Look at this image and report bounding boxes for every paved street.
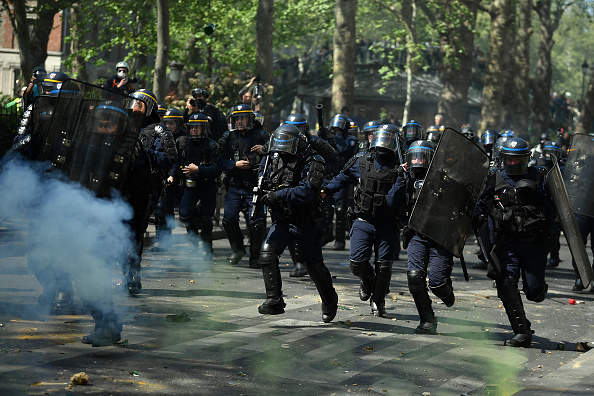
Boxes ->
[1,217,594,395]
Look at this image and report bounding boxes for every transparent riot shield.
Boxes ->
[36,79,146,197]
[547,160,592,287]
[409,128,489,258]
[563,133,594,218]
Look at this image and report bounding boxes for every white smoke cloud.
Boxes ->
[0,158,135,320]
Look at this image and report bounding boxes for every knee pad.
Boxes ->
[260,242,277,267]
[526,283,548,302]
[376,260,393,274]
[430,282,453,300]
[349,259,371,278]
[407,270,427,294]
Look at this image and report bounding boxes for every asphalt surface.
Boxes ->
[1,217,594,396]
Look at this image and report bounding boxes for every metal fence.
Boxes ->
[0,105,19,156]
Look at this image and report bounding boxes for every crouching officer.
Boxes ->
[323,124,403,317]
[175,113,220,254]
[256,124,338,322]
[473,137,554,347]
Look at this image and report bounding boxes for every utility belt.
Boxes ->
[228,178,256,190]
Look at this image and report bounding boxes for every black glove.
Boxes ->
[471,214,486,229]
[261,191,277,206]
[397,165,406,178]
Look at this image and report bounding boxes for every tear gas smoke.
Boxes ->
[0,158,135,318]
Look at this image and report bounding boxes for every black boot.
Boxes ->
[573,277,585,291]
[307,263,338,323]
[124,255,142,295]
[248,220,266,269]
[200,216,214,256]
[289,242,308,277]
[497,276,532,348]
[407,270,437,335]
[82,312,122,347]
[370,260,393,317]
[223,219,246,264]
[430,281,455,307]
[349,259,374,301]
[258,242,285,315]
[333,205,346,251]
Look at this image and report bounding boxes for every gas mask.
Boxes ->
[117,70,128,80]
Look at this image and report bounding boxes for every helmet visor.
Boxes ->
[231,113,253,131]
[330,115,348,130]
[188,123,208,139]
[502,155,529,175]
[406,146,434,169]
[370,131,398,152]
[270,131,299,154]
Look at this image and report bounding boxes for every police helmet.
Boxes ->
[481,129,499,147]
[254,112,264,128]
[402,120,424,144]
[270,124,300,155]
[157,102,167,115]
[329,113,351,133]
[539,132,550,144]
[285,113,309,135]
[187,112,210,141]
[129,89,157,116]
[370,124,400,153]
[492,136,509,161]
[500,137,531,175]
[32,66,47,82]
[191,88,209,98]
[230,104,254,131]
[500,129,515,138]
[542,141,562,163]
[406,140,435,169]
[163,108,183,133]
[461,126,477,142]
[364,120,381,135]
[41,71,69,95]
[116,61,129,72]
[425,126,441,144]
[93,100,130,135]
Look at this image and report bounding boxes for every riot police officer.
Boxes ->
[218,104,270,268]
[175,113,220,254]
[531,132,551,159]
[397,140,457,334]
[122,89,175,294]
[473,137,555,347]
[321,113,357,250]
[481,129,500,164]
[425,126,441,145]
[256,124,338,322]
[151,108,185,252]
[323,124,404,317]
[184,87,228,142]
[361,120,381,152]
[402,120,424,148]
[284,113,338,277]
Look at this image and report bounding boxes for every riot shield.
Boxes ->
[563,133,594,218]
[547,160,592,287]
[36,79,146,197]
[409,128,489,258]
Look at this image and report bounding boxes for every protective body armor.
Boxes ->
[222,129,268,189]
[267,150,325,221]
[491,168,550,240]
[353,152,399,220]
[177,136,219,182]
[139,123,177,196]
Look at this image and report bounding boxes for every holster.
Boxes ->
[402,225,414,250]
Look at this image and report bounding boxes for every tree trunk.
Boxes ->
[69,3,88,81]
[478,0,514,132]
[401,0,416,124]
[331,0,357,115]
[30,0,62,70]
[256,0,274,127]
[532,1,554,134]
[437,0,479,130]
[576,68,594,134]
[153,0,170,101]
[7,0,33,84]
[508,0,532,135]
